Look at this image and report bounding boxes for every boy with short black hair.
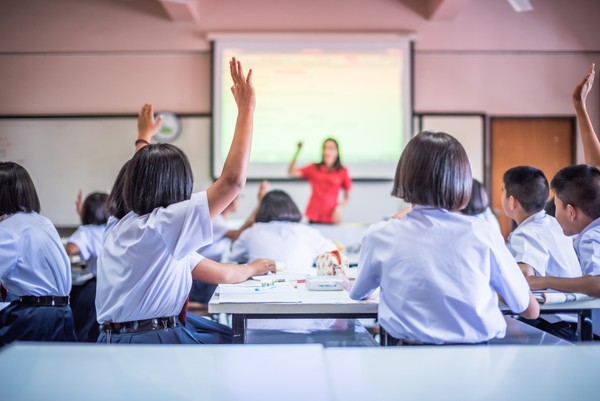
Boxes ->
[502,166,582,341]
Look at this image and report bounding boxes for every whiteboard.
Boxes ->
[0,116,211,226]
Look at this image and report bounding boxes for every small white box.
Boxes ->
[306,276,344,291]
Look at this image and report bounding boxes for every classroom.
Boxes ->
[1,1,600,400]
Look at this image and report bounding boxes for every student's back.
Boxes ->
[355,207,528,344]
[508,211,581,278]
[230,220,336,273]
[349,131,538,345]
[0,162,75,346]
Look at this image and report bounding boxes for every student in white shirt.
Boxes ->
[230,190,338,274]
[528,166,600,295]
[461,179,502,234]
[348,131,539,345]
[66,191,108,343]
[96,58,275,344]
[502,166,581,278]
[0,162,76,347]
[192,181,270,303]
[501,166,582,340]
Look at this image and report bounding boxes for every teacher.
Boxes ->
[288,138,352,224]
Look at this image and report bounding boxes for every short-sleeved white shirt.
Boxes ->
[507,211,582,277]
[574,217,600,276]
[230,221,337,273]
[0,212,71,296]
[96,192,212,323]
[198,214,231,262]
[67,224,106,275]
[349,206,531,344]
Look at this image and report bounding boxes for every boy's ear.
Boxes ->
[566,203,577,222]
[507,195,518,211]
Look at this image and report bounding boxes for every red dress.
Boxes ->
[300,164,352,224]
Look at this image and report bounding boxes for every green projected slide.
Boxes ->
[212,35,412,179]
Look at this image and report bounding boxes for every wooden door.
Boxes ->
[490,117,575,239]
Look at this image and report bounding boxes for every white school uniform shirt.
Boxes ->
[0,212,71,297]
[230,221,337,273]
[96,192,212,323]
[574,216,600,276]
[349,206,531,344]
[476,207,502,235]
[67,224,105,275]
[507,211,582,278]
[198,214,231,262]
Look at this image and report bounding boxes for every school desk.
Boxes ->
[0,343,330,401]
[500,297,600,341]
[324,345,600,401]
[209,282,378,344]
[211,281,600,344]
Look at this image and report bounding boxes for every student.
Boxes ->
[288,138,352,224]
[230,190,338,274]
[348,131,539,345]
[192,181,270,303]
[461,179,501,234]
[96,58,276,344]
[501,166,582,340]
[501,166,581,278]
[527,165,600,296]
[0,162,76,346]
[66,191,108,342]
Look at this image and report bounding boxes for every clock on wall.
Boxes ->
[153,111,182,143]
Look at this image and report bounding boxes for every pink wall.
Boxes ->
[0,0,599,222]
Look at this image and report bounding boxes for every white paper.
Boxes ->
[218,283,301,304]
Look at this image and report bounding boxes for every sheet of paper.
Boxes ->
[251,272,312,283]
[218,283,301,303]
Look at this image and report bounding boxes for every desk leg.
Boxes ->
[579,310,593,342]
[232,314,246,344]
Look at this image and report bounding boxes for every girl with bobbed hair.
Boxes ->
[349,131,539,345]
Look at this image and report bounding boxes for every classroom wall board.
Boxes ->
[0,116,212,226]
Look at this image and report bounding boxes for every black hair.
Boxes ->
[81,192,109,225]
[106,160,131,219]
[551,164,600,220]
[318,137,344,171]
[462,179,490,215]
[503,166,548,213]
[0,162,41,215]
[392,131,472,211]
[255,190,303,223]
[123,144,194,215]
[544,197,556,217]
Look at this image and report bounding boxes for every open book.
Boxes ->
[533,290,593,305]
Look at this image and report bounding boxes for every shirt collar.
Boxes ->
[574,216,600,247]
[519,210,546,227]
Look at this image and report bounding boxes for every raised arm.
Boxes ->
[288,141,304,178]
[136,103,163,152]
[573,64,600,168]
[224,180,270,241]
[207,58,255,219]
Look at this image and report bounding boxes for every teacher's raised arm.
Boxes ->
[288,141,304,178]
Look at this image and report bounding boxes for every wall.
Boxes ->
[1,0,599,224]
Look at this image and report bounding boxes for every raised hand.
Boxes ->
[258,180,270,201]
[75,189,83,217]
[230,57,255,111]
[573,63,595,106]
[296,141,303,151]
[137,103,163,143]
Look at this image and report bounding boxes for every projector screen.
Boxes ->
[211,34,413,180]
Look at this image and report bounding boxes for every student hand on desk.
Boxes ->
[248,258,277,276]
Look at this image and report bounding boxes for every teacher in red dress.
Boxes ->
[288,138,352,224]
